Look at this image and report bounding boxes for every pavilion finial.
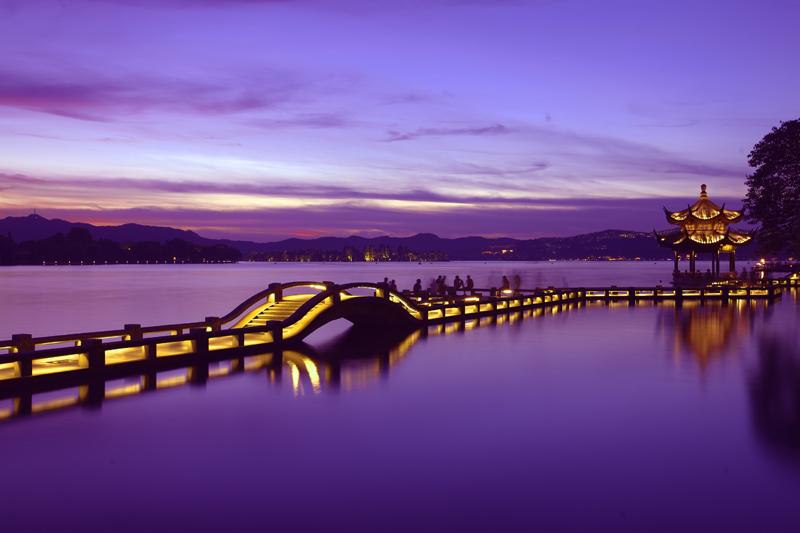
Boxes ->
[700,184,707,197]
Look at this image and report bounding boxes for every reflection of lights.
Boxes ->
[32,397,78,413]
[105,383,142,398]
[244,355,268,371]
[157,376,187,389]
[0,409,12,420]
[209,366,231,378]
[288,360,301,396]
[303,358,321,394]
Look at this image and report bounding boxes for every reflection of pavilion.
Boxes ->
[655,184,754,277]
[664,302,753,371]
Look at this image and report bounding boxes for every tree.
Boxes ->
[743,119,800,257]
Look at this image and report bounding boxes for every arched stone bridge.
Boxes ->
[0,279,790,390]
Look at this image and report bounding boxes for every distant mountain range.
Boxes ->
[0,214,761,261]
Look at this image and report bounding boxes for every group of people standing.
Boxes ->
[410,275,475,296]
[381,274,518,297]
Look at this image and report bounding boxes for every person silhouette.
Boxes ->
[454,275,464,293]
[465,275,474,294]
[501,275,510,290]
[413,279,422,295]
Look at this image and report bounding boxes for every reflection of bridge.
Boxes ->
[0,280,792,392]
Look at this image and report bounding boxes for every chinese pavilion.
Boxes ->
[654,184,755,275]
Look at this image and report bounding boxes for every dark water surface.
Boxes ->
[2,262,799,532]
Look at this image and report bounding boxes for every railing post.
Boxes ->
[145,340,157,359]
[722,287,729,306]
[267,320,283,345]
[79,339,105,370]
[269,282,283,303]
[628,287,635,307]
[189,328,209,386]
[205,317,221,331]
[123,324,142,340]
[676,288,683,308]
[11,334,34,378]
[267,319,284,381]
[190,327,209,354]
[329,284,341,305]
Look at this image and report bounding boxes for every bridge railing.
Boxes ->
[0,281,332,356]
[0,281,786,370]
[0,322,290,380]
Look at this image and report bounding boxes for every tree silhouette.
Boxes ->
[743,118,800,256]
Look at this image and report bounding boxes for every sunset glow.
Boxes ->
[1,0,797,240]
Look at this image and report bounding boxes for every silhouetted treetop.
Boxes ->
[743,118,800,257]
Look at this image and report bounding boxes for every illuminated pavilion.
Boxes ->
[654,184,755,275]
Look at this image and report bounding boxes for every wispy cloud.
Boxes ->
[382,124,509,142]
[247,113,352,130]
[0,70,305,122]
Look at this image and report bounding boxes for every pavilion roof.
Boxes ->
[654,226,755,251]
[664,184,744,225]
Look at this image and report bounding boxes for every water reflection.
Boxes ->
[0,324,424,421]
[0,303,576,421]
[662,301,760,371]
[750,333,800,467]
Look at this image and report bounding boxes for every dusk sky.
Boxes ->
[1,0,797,241]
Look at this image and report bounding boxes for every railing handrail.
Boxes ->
[0,281,786,354]
[0,281,332,352]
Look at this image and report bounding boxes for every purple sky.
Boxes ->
[1,0,797,241]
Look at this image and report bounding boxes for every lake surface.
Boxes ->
[2,261,799,532]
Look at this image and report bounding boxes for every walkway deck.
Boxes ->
[1,278,796,395]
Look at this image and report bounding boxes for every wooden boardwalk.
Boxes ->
[1,278,795,399]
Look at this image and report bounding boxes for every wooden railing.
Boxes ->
[0,280,792,387]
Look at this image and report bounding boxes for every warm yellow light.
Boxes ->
[303,358,321,394]
[287,360,301,396]
[32,397,78,413]
[157,376,187,389]
[105,383,142,398]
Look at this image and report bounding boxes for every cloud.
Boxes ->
[247,113,352,130]
[0,70,305,121]
[0,170,748,213]
[0,192,754,243]
[382,124,510,142]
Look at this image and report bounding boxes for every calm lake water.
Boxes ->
[2,261,799,532]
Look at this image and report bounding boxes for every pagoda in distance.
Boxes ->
[654,184,755,277]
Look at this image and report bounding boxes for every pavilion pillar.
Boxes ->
[730,251,736,273]
[716,252,721,276]
[674,251,679,273]
[690,251,696,274]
